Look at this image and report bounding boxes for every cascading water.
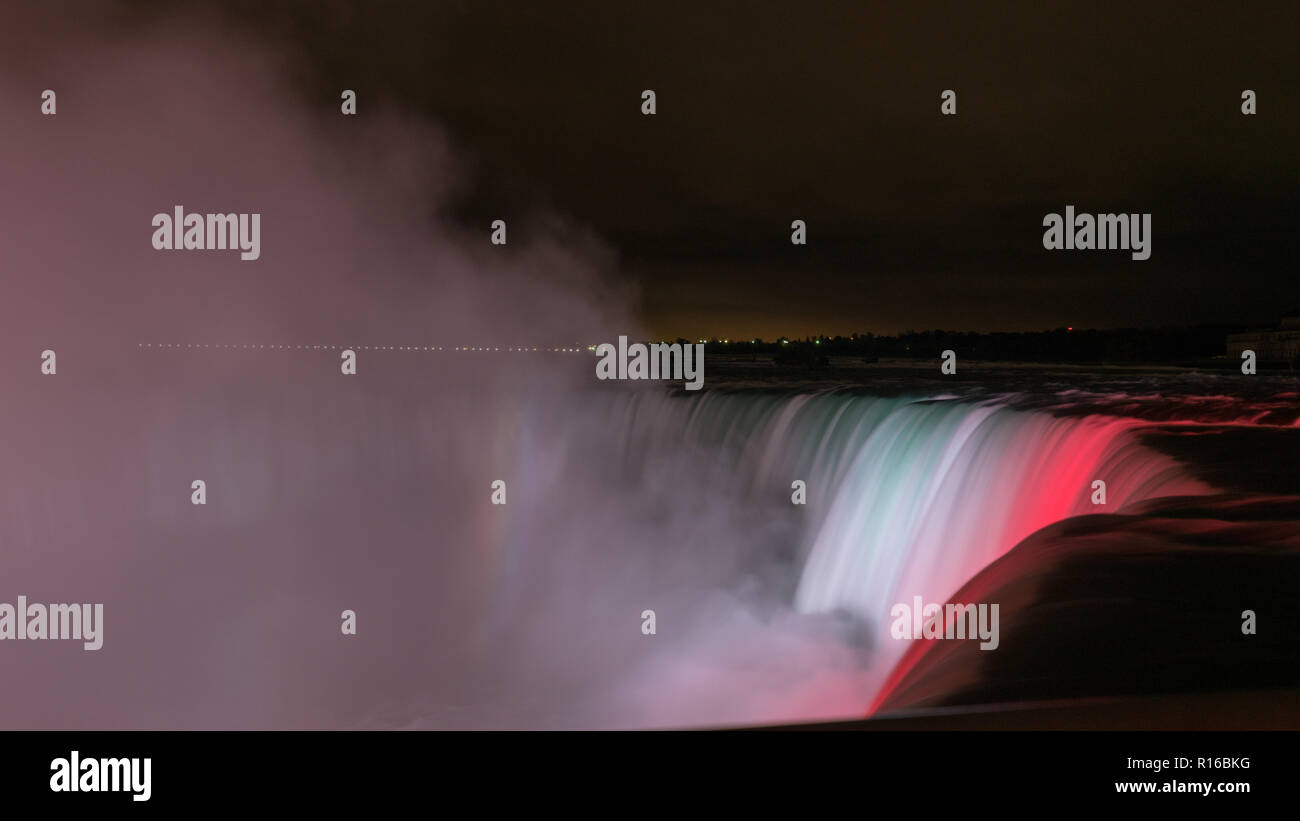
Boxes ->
[555,387,1213,722]
[0,355,1217,729]
[602,389,1209,608]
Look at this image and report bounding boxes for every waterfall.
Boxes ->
[561,387,1212,722]
[0,374,1212,728]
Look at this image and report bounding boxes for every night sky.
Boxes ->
[129,0,1300,340]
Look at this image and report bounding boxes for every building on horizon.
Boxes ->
[1227,310,1300,364]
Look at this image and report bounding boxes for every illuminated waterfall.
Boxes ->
[598,388,1209,654]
